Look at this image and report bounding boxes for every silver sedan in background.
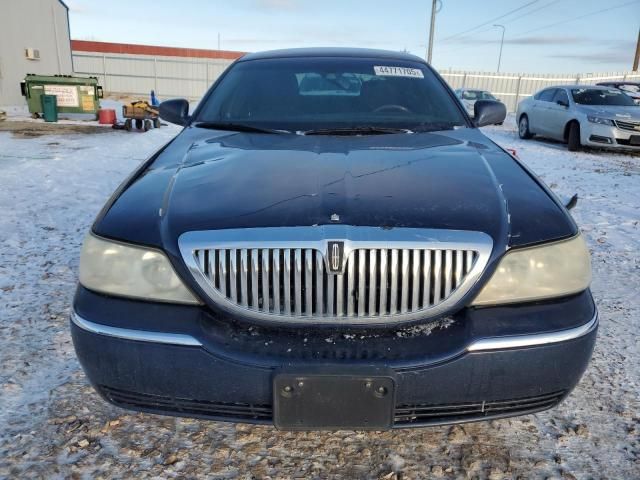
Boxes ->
[516,85,640,151]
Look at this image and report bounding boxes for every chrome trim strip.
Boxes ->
[71,312,202,347]
[433,249,442,304]
[305,249,313,316]
[389,249,399,314]
[358,251,366,317]
[411,249,420,311]
[368,249,377,316]
[467,312,598,352]
[261,248,270,312]
[347,250,355,316]
[71,310,597,351]
[315,251,324,314]
[379,249,388,315]
[272,248,281,313]
[178,226,493,325]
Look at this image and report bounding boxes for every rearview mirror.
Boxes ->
[159,98,190,126]
[474,100,507,127]
[557,99,569,108]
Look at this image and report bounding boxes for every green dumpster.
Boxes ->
[41,94,58,122]
[21,74,103,118]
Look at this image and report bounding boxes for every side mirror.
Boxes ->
[159,98,190,126]
[474,100,507,127]
[557,99,569,108]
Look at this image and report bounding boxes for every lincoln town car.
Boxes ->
[71,48,597,430]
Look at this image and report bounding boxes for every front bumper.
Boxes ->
[71,287,597,429]
[582,122,640,150]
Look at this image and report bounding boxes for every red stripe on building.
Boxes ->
[71,40,245,60]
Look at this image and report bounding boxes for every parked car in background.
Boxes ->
[71,48,598,432]
[454,89,504,124]
[596,81,640,105]
[517,85,640,151]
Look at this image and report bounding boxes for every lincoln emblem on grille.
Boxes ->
[327,241,344,274]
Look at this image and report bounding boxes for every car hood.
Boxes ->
[166,130,507,237]
[575,104,640,119]
[95,127,576,253]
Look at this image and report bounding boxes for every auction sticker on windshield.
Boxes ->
[374,66,424,78]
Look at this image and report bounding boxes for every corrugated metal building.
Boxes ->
[0,0,73,107]
[72,41,245,100]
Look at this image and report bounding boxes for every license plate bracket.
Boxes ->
[273,370,395,430]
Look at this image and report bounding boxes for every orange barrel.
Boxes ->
[98,109,117,125]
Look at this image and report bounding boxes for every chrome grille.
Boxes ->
[193,248,479,318]
[180,227,492,325]
[613,119,640,132]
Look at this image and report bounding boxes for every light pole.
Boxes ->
[633,27,639,71]
[493,24,505,73]
[427,0,442,64]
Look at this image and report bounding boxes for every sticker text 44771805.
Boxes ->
[373,66,424,78]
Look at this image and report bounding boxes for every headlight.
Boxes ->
[587,116,613,125]
[472,234,591,306]
[79,234,199,304]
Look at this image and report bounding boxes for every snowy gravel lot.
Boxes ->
[0,117,638,479]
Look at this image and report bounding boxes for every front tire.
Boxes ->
[567,122,581,152]
[518,115,532,139]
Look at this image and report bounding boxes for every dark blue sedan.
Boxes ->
[71,48,597,430]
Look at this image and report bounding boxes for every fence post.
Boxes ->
[461,73,467,89]
[514,75,522,113]
[154,57,158,93]
[102,54,108,92]
[575,74,581,85]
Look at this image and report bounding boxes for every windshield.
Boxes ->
[571,88,637,106]
[619,84,640,94]
[195,57,467,132]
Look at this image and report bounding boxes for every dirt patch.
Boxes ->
[0,121,112,138]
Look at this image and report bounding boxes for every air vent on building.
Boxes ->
[25,48,40,60]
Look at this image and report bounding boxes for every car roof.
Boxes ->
[597,81,640,86]
[238,47,426,63]
[542,85,616,90]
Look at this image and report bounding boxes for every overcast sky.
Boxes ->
[67,0,640,74]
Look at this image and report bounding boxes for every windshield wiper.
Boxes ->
[193,122,291,134]
[302,126,413,136]
[412,122,464,133]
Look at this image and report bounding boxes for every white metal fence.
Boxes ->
[73,51,640,111]
[72,52,236,101]
[441,70,640,112]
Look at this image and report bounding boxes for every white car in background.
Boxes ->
[516,85,640,152]
[454,89,504,124]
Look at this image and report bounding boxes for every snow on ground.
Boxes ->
[0,116,638,479]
